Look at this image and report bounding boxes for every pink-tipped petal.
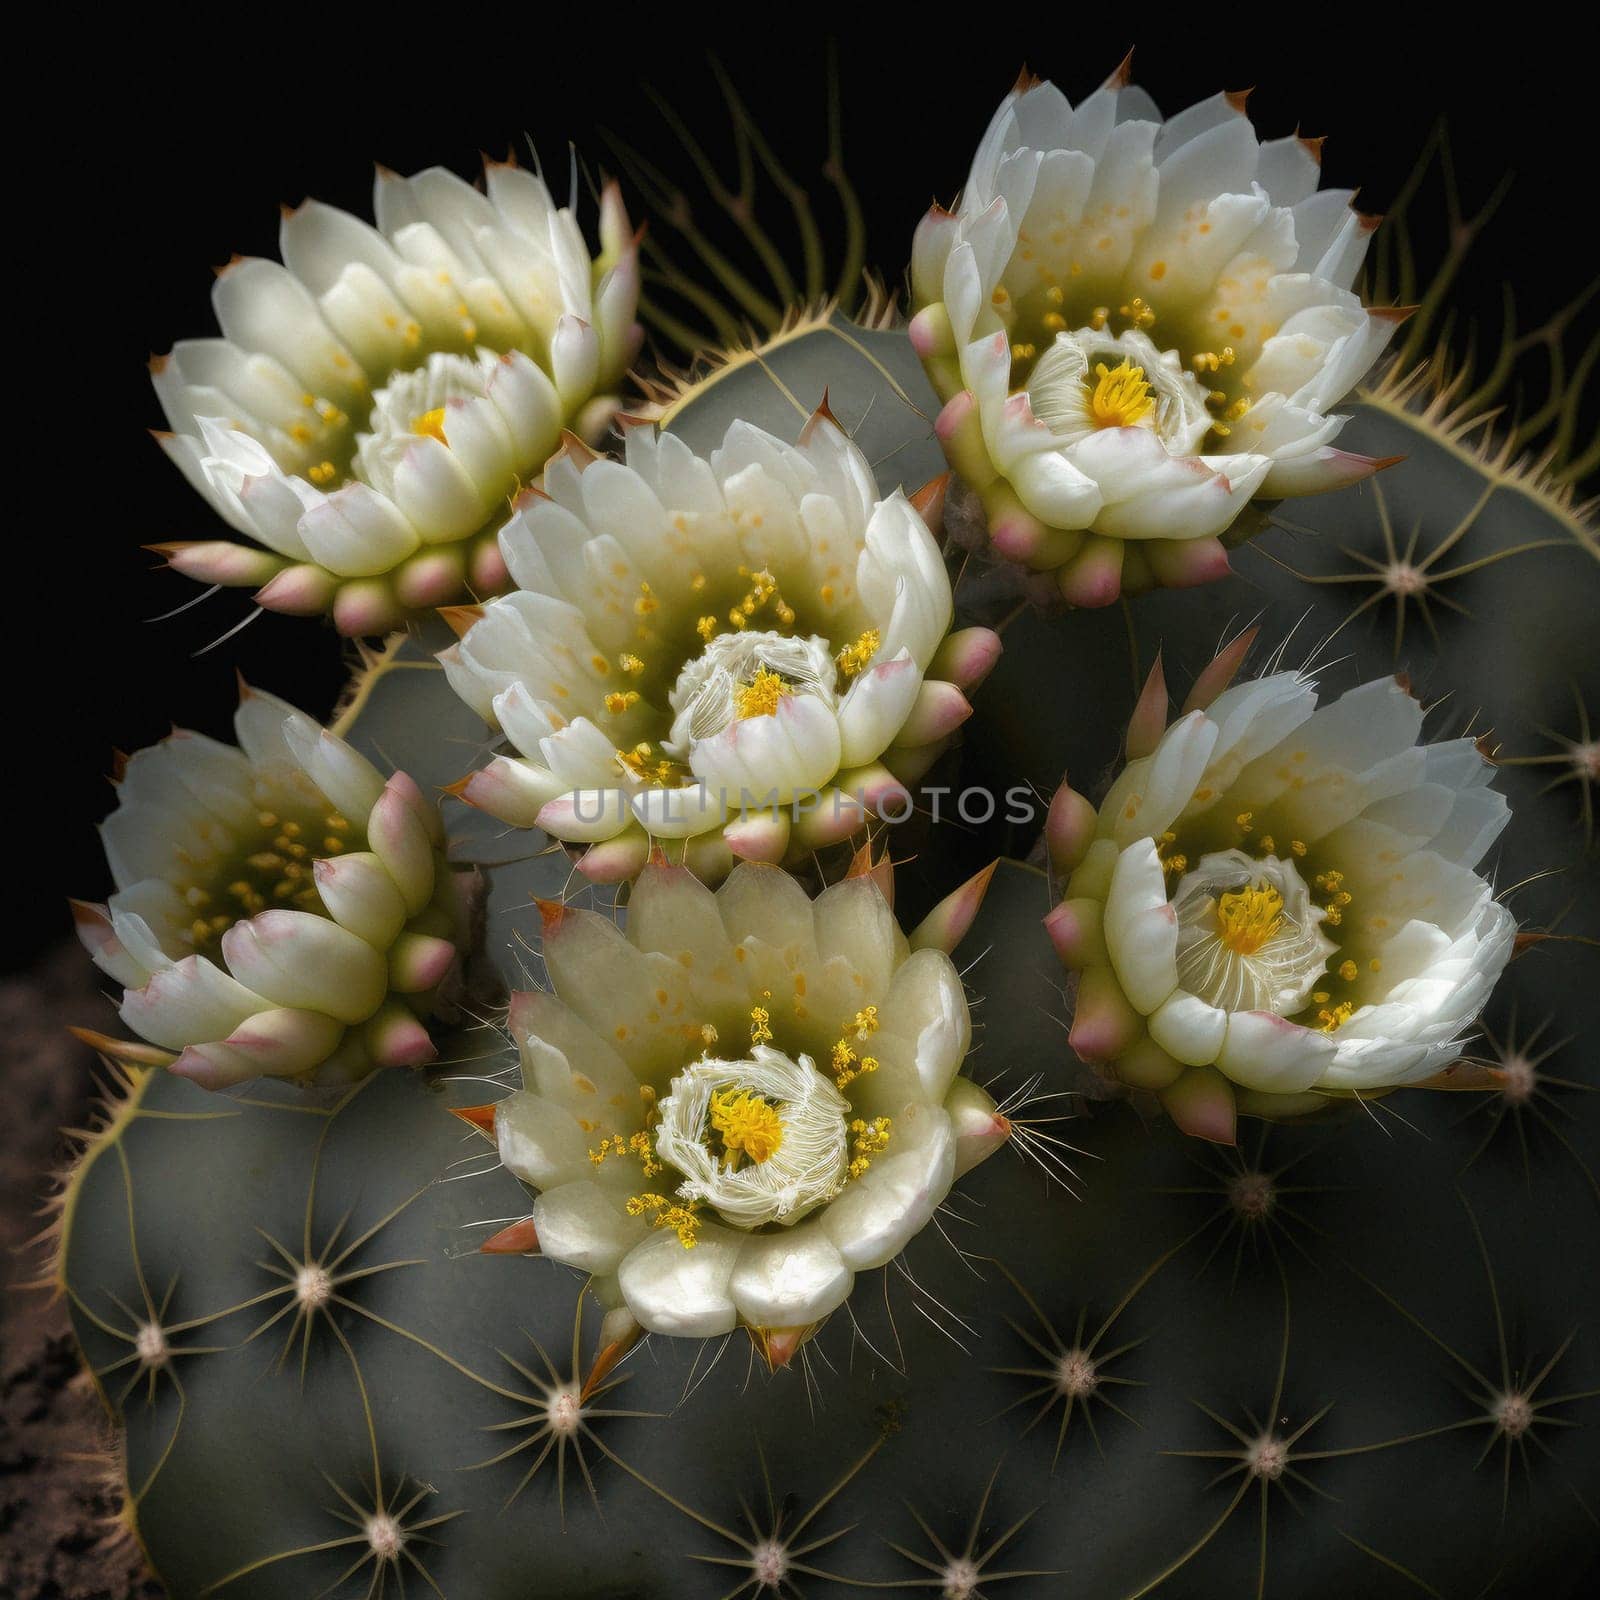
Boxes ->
[1043,897,1105,970]
[388,931,458,994]
[927,626,1003,693]
[1045,782,1099,876]
[1182,627,1260,713]
[910,860,998,954]
[1126,653,1169,759]
[333,577,405,637]
[1068,965,1143,1064]
[1058,536,1125,608]
[393,546,466,610]
[151,540,287,587]
[364,1002,438,1068]
[256,563,337,616]
[897,681,974,746]
[1147,536,1232,589]
[1160,1064,1238,1145]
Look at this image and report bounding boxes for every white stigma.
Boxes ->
[663,630,837,757]
[941,1558,983,1600]
[1172,850,1336,1017]
[653,1046,851,1229]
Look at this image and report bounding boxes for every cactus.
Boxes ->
[51,98,1599,1600]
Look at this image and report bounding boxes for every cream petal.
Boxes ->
[119,956,268,1050]
[729,1227,854,1328]
[1104,839,1180,1014]
[532,1178,650,1276]
[618,1223,743,1338]
[496,1089,594,1190]
[220,910,387,1023]
[819,1103,954,1271]
[1216,1010,1334,1093]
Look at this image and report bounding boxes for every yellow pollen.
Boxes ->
[710,1089,785,1167]
[411,406,448,444]
[1215,882,1285,956]
[1339,960,1359,983]
[835,630,881,680]
[604,690,640,715]
[588,1129,662,1178]
[625,1193,700,1248]
[1317,1000,1355,1033]
[734,667,791,720]
[697,615,718,642]
[1088,360,1156,429]
[848,1116,893,1179]
[748,1006,773,1046]
[309,460,338,485]
[620,654,645,676]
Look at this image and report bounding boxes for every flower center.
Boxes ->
[653,1047,851,1228]
[1173,851,1334,1017]
[710,1088,784,1167]
[1215,882,1285,956]
[357,352,494,496]
[178,798,351,959]
[1088,359,1155,428]
[663,630,837,759]
[733,667,792,722]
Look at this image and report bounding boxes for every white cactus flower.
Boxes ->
[440,410,1001,883]
[73,688,478,1089]
[911,65,1404,606]
[488,860,1009,1353]
[1046,646,1516,1142]
[150,160,642,634]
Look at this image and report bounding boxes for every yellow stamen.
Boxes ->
[604,690,640,715]
[1215,882,1285,956]
[710,1089,785,1167]
[734,667,791,720]
[696,615,718,642]
[625,1193,700,1248]
[1088,360,1155,429]
[1317,1000,1355,1034]
[848,1116,893,1179]
[835,630,880,680]
[588,1129,662,1178]
[748,1006,773,1046]
[1339,960,1359,983]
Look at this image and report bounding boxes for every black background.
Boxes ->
[13,25,1595,972]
